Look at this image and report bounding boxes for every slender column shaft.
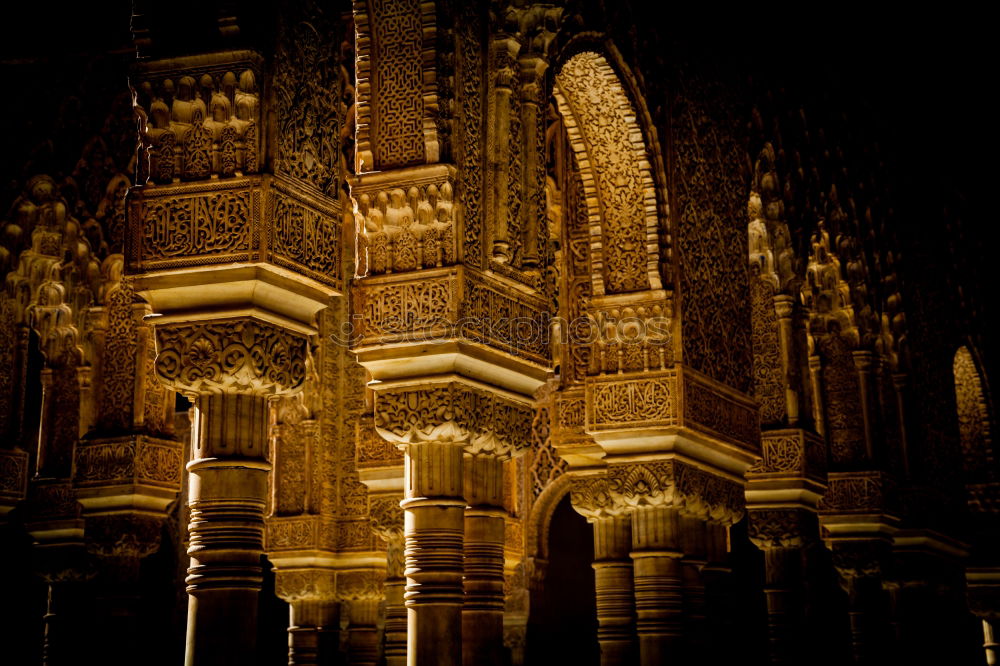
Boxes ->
[288,600,339,666]
[41,581,86,666]
[984,619,998,666]
[384,534,408,666]
[592,514,636,666]
[93,560,143,666]
[462,454,505,666]
[680,517,708,660]
[402,440,465,666]
[35,368,53,474]
[842,574,888,666]
[489,39,520,263]
[891,373,911,479]
[853,351,878,463]
[519,61,544,268]
[184,392,270,666]
[42,583,55,666]
[702,523,735,662]
[762,547,804,666]
[348,598,380,666]
[808,355,825,436]
[631,507,684,666]
[773,295,800,424]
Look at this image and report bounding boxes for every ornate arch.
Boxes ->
[525,472,573,564]
[552,51,662,296]
[954,345,995,486]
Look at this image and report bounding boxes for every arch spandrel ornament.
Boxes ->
[954,345,996,494]
[553,51,662,297]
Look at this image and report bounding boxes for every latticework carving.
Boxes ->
[357,0,436,170]
[750,278,786,426]
[670,64,752,393]
[273,2,346,196]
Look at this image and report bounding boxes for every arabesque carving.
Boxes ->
[275,568,338,603]
[609,461,744,525]
[819,471,897,514]
[374,382,533,458]
[554,52,659,295]
[273,3,347,196]
[153,319,309,395]
[587,372,676,430]
[75,435,183,488]
[954,346,994,483]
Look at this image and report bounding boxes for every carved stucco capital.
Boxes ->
[274,568,338,604]
[571,461,745,525]
[368,494,404,541]
[609,460,745,526]
[336,569,385,602]
[153,317,309,396]
[86,513,166,560]
[569,474,624,520]
[747,508,815,550]
[373,382,533,459]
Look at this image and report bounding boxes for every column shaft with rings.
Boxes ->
[150,319,311,666]
[402,436,467,666]
[462,453,506,666]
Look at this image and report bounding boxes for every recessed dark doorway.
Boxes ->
[525,494,598,665]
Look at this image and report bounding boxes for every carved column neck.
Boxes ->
[194,392,268,460]
[153,318,309,398]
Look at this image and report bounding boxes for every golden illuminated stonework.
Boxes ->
[0,2,992,666]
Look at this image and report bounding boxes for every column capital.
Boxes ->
[570,473,625,521]
[608,460,745,526]
[336,569,385,602]
[369,494,404,541]
[491,37,522,91]
[772,293,796,319]
[373,381,533,460]
[153,317,310,396]
[274,568,338,604]
[747,508,815,550]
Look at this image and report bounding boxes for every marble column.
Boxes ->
[184,391,271,666]
[592,514,636,666]
[763,547,804,665]
[383,536,408,666]
[680,516,709,660]
[368,493,407,666]
[748,511,816,666]
[462,453,506,666]
[347,597,380,666]
[984,619,998,666]
[833,543,892,666]
[630,506,684,666]
[489,38,521,263]
[145,318,311,666]
[288,599,340,666]
[401,438,466,666]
